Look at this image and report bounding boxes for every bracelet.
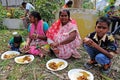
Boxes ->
[36,34,39,38]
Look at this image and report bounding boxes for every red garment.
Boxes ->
[46,19,76,41]
[46,19,81,59]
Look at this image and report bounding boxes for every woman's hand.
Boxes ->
[50,42,59,48]
[50,43,59,54]
[32,34,47,40]
[24,43,30,50]
[31,33,38,39]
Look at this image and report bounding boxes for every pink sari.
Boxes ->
[28,20,47,56]
[46,19,81,59]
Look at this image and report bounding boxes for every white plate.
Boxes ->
[68,69,94,80]
[46,58,68,71]
[1,51,20,60]
[14,55,34,64]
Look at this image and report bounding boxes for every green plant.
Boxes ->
[35,0,64,25]
[13,8,24,18]
[82,0,94,9]
[6,8,24,19]
[0,3,7,30]
[96,10,106,17]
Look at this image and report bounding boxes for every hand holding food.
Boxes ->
[41,44,50,51]
[83,37,90,42]
[83,38,95,47]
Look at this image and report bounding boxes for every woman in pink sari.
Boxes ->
[46,9,82,59]
[24,11,49,57]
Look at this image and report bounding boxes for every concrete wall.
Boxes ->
[3,18,25,29]
[69,9,98,38]
[1,0,23,6]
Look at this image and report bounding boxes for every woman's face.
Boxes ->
[59,11,69,25]
[29,15,35,23]
[95,22,109,38]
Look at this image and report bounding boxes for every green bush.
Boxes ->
[0,3,7,30]
[12,8,24,18]
[34,0,64,25]
[82,0,94,9]
[6,8,24,19]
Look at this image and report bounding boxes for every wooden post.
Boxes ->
[95,0,96,9]
[5,0,8,9]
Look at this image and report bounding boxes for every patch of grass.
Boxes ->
[0,30,120,80]
[0,60,10,66]
[0,60,11,69]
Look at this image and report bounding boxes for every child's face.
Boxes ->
[95,22,109,38]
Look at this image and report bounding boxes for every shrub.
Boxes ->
[0,3,7,30]
[34,0,64,25]
[6,8,24,19]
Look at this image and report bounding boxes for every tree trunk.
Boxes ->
[73,0,82,8]
[5,0,8,9]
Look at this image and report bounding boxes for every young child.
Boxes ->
[8,32,24,52]
[83,17,117,74]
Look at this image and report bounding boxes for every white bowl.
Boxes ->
[68,69,94,80]
[1,51,20,60]
[14,55,34,64]
[46,58,68,71]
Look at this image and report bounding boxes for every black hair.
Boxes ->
[96,17,111,27]
[22,2,26,6]
[30,11,41,20]
[59,9,70,19]
[66,0,73,6]
[110,5,115,9]
[14,35,22,43]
